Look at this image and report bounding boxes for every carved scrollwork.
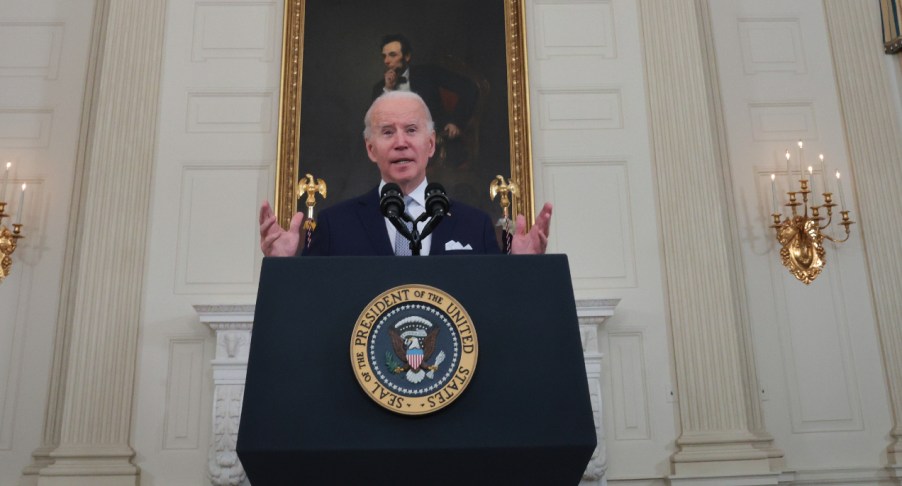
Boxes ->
[207,385,246,486]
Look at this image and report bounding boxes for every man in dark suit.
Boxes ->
[373,34,476,147]
[259,91,552,257]
[373,34,478,168]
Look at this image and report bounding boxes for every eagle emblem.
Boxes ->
[388,316,446,384]
[351,285,478,415]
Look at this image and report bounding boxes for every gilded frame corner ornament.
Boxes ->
[274,0,534,229]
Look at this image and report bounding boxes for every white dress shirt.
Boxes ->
[383,67,411,93]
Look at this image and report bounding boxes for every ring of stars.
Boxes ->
[368,303,461,396]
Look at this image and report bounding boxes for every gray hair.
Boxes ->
[363,91,435,139]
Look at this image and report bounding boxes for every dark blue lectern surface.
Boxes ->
[238,255,595,485]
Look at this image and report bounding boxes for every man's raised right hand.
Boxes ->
[259,200,304,257]
[384,69,398,90]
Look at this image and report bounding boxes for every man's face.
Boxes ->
[365,97,435,193]
[382,41,410,72]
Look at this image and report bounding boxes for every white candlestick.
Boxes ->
[797,140,805,180]
[835,171,846,210]
[770,173,778,214]
[785,150,792,191]
[819,154,828,196]
[807,166,816,205]
[15,183,25,224]
[0,162,10,203]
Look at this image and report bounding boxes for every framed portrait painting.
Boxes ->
[881,0,902,53]
[274,0,534,229]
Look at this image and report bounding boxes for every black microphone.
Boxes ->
[380,183,419,253]
[420,182,449,239]
[380,183,405,219]
[424,182,450,218]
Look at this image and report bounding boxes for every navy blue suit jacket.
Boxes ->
[302,188,501,256]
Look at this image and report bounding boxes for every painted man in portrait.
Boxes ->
[373,34,479,168]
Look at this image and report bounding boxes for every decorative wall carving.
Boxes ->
[196,305,254,486]
[578,299,618,484]
[208,384,246,486]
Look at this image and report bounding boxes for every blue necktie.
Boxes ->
[394,196,414,256]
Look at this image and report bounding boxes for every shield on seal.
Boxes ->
[407,348,424,370]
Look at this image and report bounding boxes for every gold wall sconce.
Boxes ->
[1,162,26,284]
[769,142,853,285]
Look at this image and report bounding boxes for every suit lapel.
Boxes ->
[356,188,394,256]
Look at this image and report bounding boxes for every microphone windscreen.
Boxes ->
[381,183,402,198]
[380,183,405,218]
[424,182,445,196]
[425,182,449,216]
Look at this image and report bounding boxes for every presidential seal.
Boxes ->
[350,284,478,415]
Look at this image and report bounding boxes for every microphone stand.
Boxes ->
[389,211,442,256]
[386,213,420,255]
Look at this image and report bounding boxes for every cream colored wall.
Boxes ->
[132,0,282,484]
[708,0,893,477]
[525,0,676,479]
[1,0,901,485]
[0,1,95,485]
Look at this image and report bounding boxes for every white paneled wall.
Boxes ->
[131,0,281,483]
[0,2,94,485]
[709,0,892,476]
[526,0,675,481]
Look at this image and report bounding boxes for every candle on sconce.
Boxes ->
[835,171,846,210]
[770,173,779,214]
[819,154,828,195]
[807,166,816,204]
[15,183,25,224]
[1,162,10,203]
[797,140,805,179]
[785,150,792,189]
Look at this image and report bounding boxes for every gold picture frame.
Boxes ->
[274,0,534,229]
[882,0,902,53]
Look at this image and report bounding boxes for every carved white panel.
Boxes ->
[544,161,636,289]
[772,258,864,433]
[608,331,650,440]
[749,102,817,141]
[0,109,53,147]
[0,22,64,79]
[534,1,615,59]
[186,90,273,133]
[538,89,623,130]
[739,19,806,74]
[163,338,206,449]
[192,1,276,61]
[175,165,269,294]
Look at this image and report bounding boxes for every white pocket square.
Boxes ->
[444,240,473,251]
